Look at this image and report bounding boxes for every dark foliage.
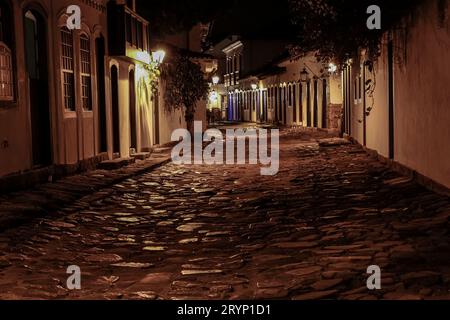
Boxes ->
[208,0,295,43]
[288,0,425,64]
[136,0,225,38]
[161,55,209,132]
[136,0,295,43]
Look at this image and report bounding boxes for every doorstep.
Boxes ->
[130,152,151,161]
[344,135,450,197]
[97,157,136,170]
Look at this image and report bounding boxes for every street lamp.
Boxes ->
[152,50,166,64]
[212,76,220,85]
[251,83,258,90]
[300,67,310,83]
[209,90,218,103]
[328,63,337,74]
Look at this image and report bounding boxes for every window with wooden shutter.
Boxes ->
[0,4,14,102]
[61,27,75,111]
[80,34,92,110]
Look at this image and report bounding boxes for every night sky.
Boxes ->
[136,0,295,41]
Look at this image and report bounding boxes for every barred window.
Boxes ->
[239,54,242,73]
[144,24,149,51]
[61,27,75,111]
[268,87,272,110]
[252,91,255,111]
[244,92,247,110]
[0,7,3,41]
[288,84,292,105]
[125,13,132,44]
[247,92,250,110]
[0,43,13,101]
[0,4,14,102]
[132,17,137,47]
[136,21,143,50]
[80,35,92,110]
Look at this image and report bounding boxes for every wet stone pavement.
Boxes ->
[0,128,449,300]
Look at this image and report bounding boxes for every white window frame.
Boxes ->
[61,27,75,111]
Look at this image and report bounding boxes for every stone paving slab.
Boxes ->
[0,128,448,300]
[0,152,171,232]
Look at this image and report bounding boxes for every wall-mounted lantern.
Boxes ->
[251,83,258,90]
[300,68,310,83]
[212,76,220,85]
[152,50,166,65]
[328,63,337,74]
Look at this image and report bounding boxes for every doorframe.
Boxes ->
[306,81,311,127]
[153,89,160,145]
[388,39,395,159]
[313,79,318,127]
[129,68,137,152]
[95,35,108,153]
[23,7,53,168]
[110,64,120,155]
[299,82,303,125]
[362,62,367,146]
[322,79,327,129]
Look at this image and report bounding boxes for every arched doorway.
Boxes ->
[313,79,318,128]
[96,35,107,153]
[262,90,267,122]
[322,79,328,129]
[306,81,311,127]
[282,86,287,124]
[111,65,120,155]
[24,9,52,167]
[388,40,395,159]
[153,89,160,145]
[129,69,137,152]
[274,88,278,122]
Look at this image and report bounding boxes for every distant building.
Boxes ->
[246,53,342,129]
[208,35,287,121]
[208,35,343,129]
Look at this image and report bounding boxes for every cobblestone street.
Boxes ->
[0,128,448,300]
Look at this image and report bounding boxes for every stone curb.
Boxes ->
[344,135,450,197]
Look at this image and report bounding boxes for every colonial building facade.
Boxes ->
[218,36,287,122]
[0,0,183,190]
[0,0,111,183]
[238,54,342,129]
[107,0,155,156]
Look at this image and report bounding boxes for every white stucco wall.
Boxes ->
[158,106,186,146]
[393,1,450,187]
[366,48,390,158]
[351,1,450,188]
